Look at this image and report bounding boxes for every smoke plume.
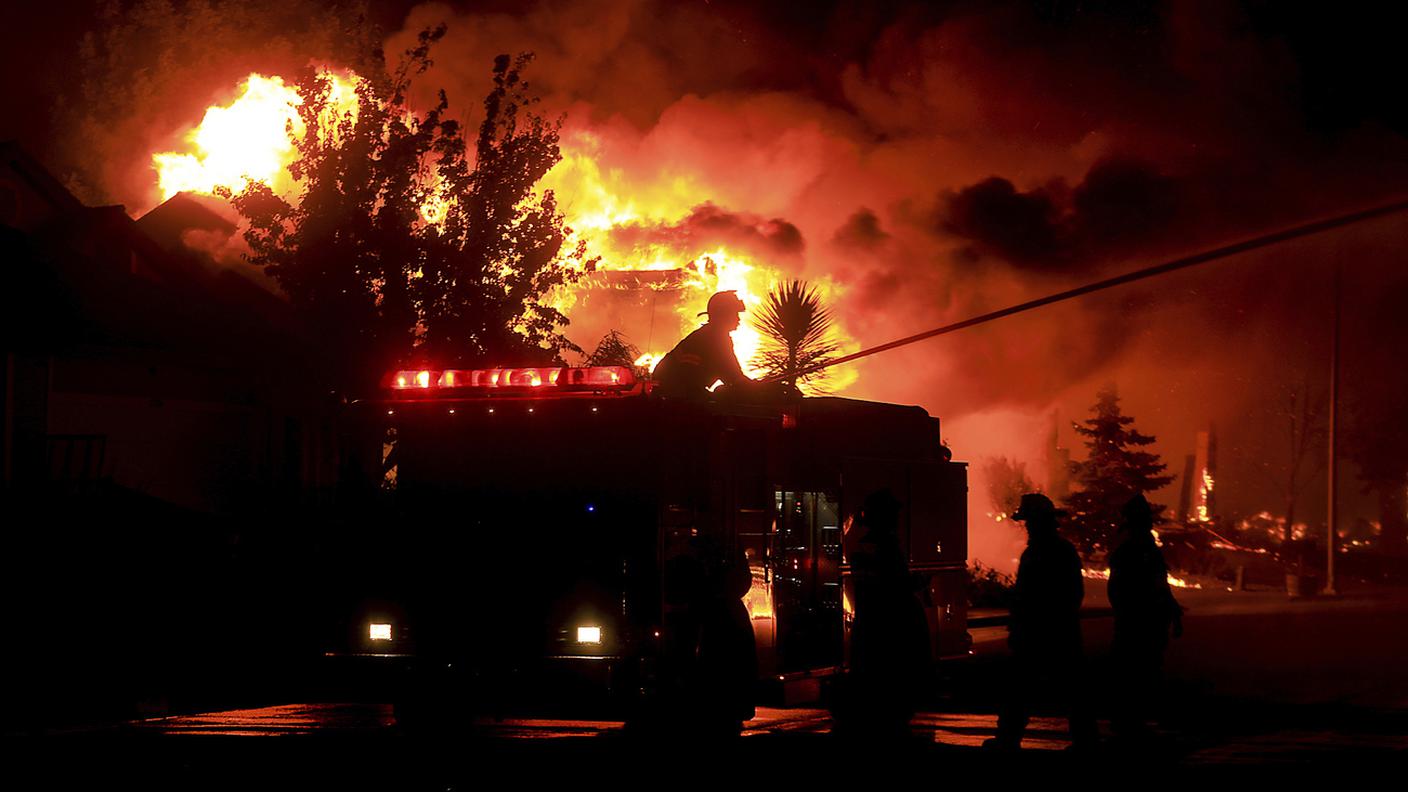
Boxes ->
[32,0,1408,559]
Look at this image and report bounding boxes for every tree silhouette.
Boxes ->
[1272,376,1326,548]
[752,280,839,393]
[980,456,1036,521]
[227,29,588,393]
[1063,384,1173,554]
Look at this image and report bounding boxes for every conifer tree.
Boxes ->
[1063,384,1173,553]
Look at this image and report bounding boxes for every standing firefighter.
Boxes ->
[652,291,754,399]
[1108,493,1183,742]
[837,489,932,737]
[985,493,1099,751]
[658,532,756,736]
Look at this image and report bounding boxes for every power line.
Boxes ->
[767,198,1408,383]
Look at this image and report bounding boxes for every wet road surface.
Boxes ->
[12,586,1406,783]
[125,702,1079,748]
[116,701,1404,763]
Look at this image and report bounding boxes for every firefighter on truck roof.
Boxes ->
[652,290,756,400]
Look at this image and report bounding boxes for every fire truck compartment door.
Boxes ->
[907,461,967,565]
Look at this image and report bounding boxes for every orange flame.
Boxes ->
[541,129,857,387]
[1082,566,1200,589]
[153,70,360,202]
[151,75,857,387]
[743,567,774,620]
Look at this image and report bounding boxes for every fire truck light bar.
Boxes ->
[386,366,636,394]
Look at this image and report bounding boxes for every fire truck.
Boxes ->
[320,364,969,724]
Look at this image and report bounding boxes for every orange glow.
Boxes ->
[743,567,774,620]
[1083,566,1201,589]
[1195,470,1215,522]
[545,243,856,387]
[152,74,859,390]
[540,128,858,390]
[154,71,360,201]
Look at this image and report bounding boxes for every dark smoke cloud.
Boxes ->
[942,158,1181,273]
[832,208,889,251]
[606,202,804,262]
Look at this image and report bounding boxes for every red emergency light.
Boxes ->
[384,365,637,396]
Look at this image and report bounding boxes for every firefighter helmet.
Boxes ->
[1011,493,1067,523]
[698,290,746,317]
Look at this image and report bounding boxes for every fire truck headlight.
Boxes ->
[576,625,602,645]
[369,623,393,642]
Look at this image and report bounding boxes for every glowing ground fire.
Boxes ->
[150,71,856,385]
[1082,567,1200,589]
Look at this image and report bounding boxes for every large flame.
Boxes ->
[153,71,360,201]
[151,73,856,388]
[540,129,857,386]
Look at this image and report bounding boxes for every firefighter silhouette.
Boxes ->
[985,493,1099,750]
[652,291,754,399]
[1108,493,1183,742]
[660,531,757,734]
[837,488,931,737]
[695,534,758,729]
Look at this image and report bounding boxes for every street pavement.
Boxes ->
[114,700,1402,761]
[10,583,1406,784]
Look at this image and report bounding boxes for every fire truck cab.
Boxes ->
[322,365,969,722]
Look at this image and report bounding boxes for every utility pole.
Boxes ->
[1325,256,1340,596]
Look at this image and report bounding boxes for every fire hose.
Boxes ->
[761,197,1408,383]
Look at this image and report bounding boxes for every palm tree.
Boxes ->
[753,280,840,393]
